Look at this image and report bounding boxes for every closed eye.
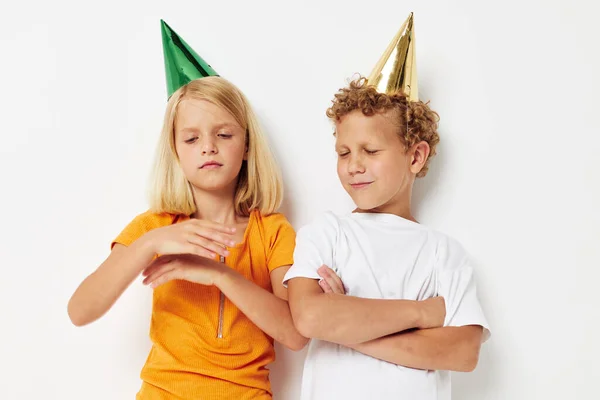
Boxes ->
[365,149,379,155]
[218,133,233,139]
[184,137,198,144]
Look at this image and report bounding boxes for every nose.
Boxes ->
[200,137,218,155]
[347,154,365,176]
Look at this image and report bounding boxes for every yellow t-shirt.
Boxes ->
[112,210,296,400]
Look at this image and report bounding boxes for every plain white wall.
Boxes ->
[1,0,598,398]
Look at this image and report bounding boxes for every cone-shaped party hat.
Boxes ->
[161,20,219,98]
[367,12,418,101]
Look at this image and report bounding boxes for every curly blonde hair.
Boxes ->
[326,76,440,177]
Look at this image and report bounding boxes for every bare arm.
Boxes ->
[349,325,483,372]
[67,240,155,326]
[215,266,308,351]
[68,218,235,327]
[316,265,483,371]
[141,259,308,351]
[287,277,445,346]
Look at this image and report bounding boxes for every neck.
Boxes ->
[374,201,415,222]
[357,185,416,223]
[190,185,239,224]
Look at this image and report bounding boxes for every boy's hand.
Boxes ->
[419,297,446,329]
[317,265,346,294]
[141,254,228,288]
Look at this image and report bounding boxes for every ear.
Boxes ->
[410,141,431,175]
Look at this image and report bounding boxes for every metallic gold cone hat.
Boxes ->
[161,20,219,98]
[367,12,418,101]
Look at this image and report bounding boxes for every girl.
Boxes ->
[68,76,307,399]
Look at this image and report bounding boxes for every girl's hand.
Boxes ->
[317,265,346,295]
[142,254,228,288]
[144,219,237,260]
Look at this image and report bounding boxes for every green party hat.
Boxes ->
[161,20,219,98]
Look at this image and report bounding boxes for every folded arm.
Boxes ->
[349,325,483,372]
[287,277,444,346]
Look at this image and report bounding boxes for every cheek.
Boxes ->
[367,158,384,175]
[336,159,346,178]
[176,147,197,170]
[225,138,245,153]
[372,157,400,181]
[227,143,247,164]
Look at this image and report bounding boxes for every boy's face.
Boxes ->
[335,109,423,213]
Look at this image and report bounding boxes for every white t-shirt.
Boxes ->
[283,211,490,400]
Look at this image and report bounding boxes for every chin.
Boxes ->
[190,180,228,192]
[350,190,396,212]
[350,196,382,211]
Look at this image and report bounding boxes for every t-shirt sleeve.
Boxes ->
[265,214,297,273]
[111,211,173,249]
[282,212,338,286]
[436,236,491,342]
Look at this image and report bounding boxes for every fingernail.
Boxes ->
[229,241,236,246]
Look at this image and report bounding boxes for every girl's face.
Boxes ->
[174,98,247,196]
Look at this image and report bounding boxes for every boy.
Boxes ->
[283,13,490,400]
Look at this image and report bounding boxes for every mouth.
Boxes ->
[200,161,223,169]
[349,182,373,189]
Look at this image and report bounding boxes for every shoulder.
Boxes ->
[112,210,184,248]
[254,211,294,234]
[302,211,342,230]
[129,210,183,231]
[252,211,296,247]
[255,211,291,227]
[432,230,470,270]
[296,211,343,243]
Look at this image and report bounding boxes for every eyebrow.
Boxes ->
[213,122,241,130]
[335,141,380,150]
[179,127,199,134]
[179,122,242,134]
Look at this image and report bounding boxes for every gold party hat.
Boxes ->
[367,12,418,101]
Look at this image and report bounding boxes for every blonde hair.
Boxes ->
[149,76,283,216]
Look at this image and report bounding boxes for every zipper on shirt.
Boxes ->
[217,255,225,339]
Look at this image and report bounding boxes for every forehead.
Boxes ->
[335,109,401,146]
[175,98,241,130]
